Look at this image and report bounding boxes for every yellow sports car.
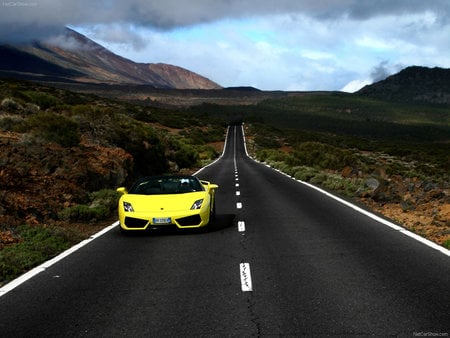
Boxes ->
[117,175,218,233]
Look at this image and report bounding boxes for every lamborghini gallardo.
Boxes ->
[117,175,218,233]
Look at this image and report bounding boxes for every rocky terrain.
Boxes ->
[0,130,132,247]
[352,166,449,247]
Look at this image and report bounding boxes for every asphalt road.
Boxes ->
[1,125,449,337]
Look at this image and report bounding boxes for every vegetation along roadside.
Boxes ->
[1,78,449,286]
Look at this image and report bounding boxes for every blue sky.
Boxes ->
[2,1,450,91]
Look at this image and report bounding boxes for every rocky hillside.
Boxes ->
[358,66,450,104]
[0,28,221,89]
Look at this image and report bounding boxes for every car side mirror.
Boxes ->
[209,184,219,190]
[116,187,128,195]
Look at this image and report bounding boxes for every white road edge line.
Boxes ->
[0,221,119,297]
[1,127,236,298]
[240,263,253,292]
[240,125,450,258]
[296,180,450,257]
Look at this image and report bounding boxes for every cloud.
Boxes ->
[79,24,147,51]
[1,0,450,42]
[370,61,392,82]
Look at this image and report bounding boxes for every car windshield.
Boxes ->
[129,176,204,195]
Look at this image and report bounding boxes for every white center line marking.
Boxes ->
[236,191,240,196]
[240,263,253,292]
[237,202,242,209]
[235,183,239,187]
[238,221,246,232]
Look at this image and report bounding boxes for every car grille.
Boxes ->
[124,217,148,228]
[176,215,202,227]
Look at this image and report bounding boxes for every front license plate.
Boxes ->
[152,217,172,224]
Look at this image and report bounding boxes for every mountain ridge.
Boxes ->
[0,28,221,90]
[358,65,450,104]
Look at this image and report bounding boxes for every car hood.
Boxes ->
[121,192,207,212]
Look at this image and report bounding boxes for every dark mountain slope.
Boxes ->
[358,66,450,104]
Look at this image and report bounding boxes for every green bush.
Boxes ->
[173,144,200,169]
[27,112,80,147]
[1,97,22,111]
[23,91,60,110]
[443,240,450,250]
[257,149,290,163]
[89,189,120,211]
[293,142,356,170]
[112,119,168,176]
[198,145,219,161]
[293,166,320,181]
[58,189,119,222]
[0,114,23,131]
[0,225,83,283]
[58,205,109,222]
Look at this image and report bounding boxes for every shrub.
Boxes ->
[23,91,59,110]
[443,240,450,250]
[58,189,119,222]
[293,166,319,181]
[27,112,80,147]
[173,144,200,169]
[89,189,120,212]
[1,97,22,112]
[58,205,109,222]
[111,119,168,176]
[0,114,23,131]
[198,145,219,161]
[0,224,83,283]
[293,142,356,170]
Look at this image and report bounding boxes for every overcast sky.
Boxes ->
[1,0,450,91]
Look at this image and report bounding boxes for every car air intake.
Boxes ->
[124,217,148,228]
[176,215,202,227]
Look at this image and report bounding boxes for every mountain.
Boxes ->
[358,66,450,104]
[0,28,221,89]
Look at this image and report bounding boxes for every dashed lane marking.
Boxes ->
[240,263,253,292]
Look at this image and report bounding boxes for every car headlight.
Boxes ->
[191,199,204,210]
[123,201,134,212]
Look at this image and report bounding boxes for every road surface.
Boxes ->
[1,125,449,336]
